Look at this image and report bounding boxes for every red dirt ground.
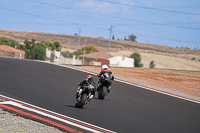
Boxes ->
[81,66,200,98]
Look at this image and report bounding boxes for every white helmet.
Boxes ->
[102,65,108,70]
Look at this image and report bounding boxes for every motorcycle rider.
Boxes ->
[97,65,114,93]
[75,75,96,104]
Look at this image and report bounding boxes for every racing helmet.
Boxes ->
[86,75,95,86]
[102,65,108,70]
[86,75,93,80]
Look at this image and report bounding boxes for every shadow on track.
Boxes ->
[64,105,87,109]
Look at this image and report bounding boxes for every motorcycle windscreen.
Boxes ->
[88,78,96,87]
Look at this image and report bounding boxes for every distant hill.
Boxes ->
[0,29,200,71]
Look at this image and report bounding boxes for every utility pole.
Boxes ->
[78,28,81,50]
[83,38,86,65]
[108,25,112,53]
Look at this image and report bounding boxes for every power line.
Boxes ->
[0,7,107,31]
[99,0,200,16]
[0,7,199,45]
[108,25,113,52]
[0,21,199,26]
[27,0,200,31]
[78,28,81,50]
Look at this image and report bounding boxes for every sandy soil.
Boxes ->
[80,66,200,100]
[110,51,200,71]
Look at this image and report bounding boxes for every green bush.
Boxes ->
[192,57,196,60]
[149,60,156,68]
[41,40,62,51]
[31,43,46,61]
[50,53,55,62]
[0,37,20,47]
[130,52,143,67]
[73,45,99,58]
[139,63,143,67]
[61,51,73,58]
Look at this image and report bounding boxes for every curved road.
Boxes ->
[0,57,200,133]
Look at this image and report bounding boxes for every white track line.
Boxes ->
[0,94,116,133]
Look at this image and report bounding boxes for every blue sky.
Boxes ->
[0,0,200,49]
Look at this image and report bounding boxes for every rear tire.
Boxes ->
[98,86,107,100]
[78,94,87,108]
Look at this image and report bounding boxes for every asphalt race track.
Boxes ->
[0,57,200,133]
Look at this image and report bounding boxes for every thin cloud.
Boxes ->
[75,0,134,13]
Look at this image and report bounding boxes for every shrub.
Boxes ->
[31,43,46,61]
[130,52,143,67]
[149,60,156,68]
[50,53,55,62]
[192,57,196,60]
[61,51,73,58]
[139,63,143,67]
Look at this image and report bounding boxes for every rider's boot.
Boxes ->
[88,95,94,103]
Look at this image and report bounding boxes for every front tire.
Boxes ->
[78,94,87,108]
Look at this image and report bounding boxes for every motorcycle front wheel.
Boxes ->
[78,93,87,108]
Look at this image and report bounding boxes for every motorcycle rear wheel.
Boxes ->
[98,86,107,100]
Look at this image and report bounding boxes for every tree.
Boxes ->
[41,40,62,51]
[61,51,73,58]
[84,45,98,54]
[31,38,36,44]
[73,45,99,58]
[31,43,46,60]
[24,39,31,49]
[0,37,30,58]
[130,52,143,67]
[124,36,128,41]
[24,39,39,59]
[0,37,20,47]
[112,35,115,40]
[128,34,137,42]
[41,40,55,50]
[24,38,36,49]
[53,40,62,51]
[149,60,156,68]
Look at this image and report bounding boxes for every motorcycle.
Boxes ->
[75,85,94,108]
[98,73,113,100]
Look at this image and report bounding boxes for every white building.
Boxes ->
[46,48,61,63]
[46,48,51,58]
[54,51,61,59]
[108,55,134,68]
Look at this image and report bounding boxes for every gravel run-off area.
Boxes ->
[0,107,66,133]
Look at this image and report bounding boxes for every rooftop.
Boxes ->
[0,45,25,54]
[79,52,113,60]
